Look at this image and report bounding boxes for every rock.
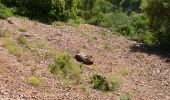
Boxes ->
[6,19,13,24]
[23,32,31,37]
[165,59,170,62]
[75,53,93,65]
[82,44,88,49]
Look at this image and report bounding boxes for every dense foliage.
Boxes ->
[0,2,12,19]
[0,0,169,50]
[145,0,170,49]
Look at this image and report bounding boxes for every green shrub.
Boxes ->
[0,29,12,37]
[67,17,86,26]
[101,32,109,38]
[103,42,112,52]
[49,53,81,84]
[120,67,129,77]
[0,3,12,19]
[79,0,112,20]
[145,0,170,49]
[81,84,90,93]
[113,12,135,36]
[8,45,22,57]
[112,12,156,46]
[120,93,131,100]
[89,13,113,28]
[45,48,61,59]
[36,38,48,49]
[90,74,119,91]
[52,21,65,26]
[17,34,28,46]
[140,31,156,45]
[17,25,28,32]
[28,76,42,86]
[2,0,78,21]
[1,38,22,57]
[139,68,145,76]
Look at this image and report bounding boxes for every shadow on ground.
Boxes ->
[129,43,170,62]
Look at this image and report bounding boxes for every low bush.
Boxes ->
[112,12,156,46]
[17,34,28,46]
[89,13,113,28]
[139,68,145,76]
[49,53,81,84]
[120,66,129,77]
[17,25,28,32]
[1,38,22,57]
[0,3,12,19]
[36,38,48,49]
[67,17,86,26]
[0,29,12,37]
[90,74,119,91]
[52,21,65,26]
[28,76,42,86]
[120,93,131,100]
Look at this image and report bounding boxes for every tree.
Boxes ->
[109,0,141,14]
[145,0,170,49]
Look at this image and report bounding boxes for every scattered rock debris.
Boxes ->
[0,17,169,100]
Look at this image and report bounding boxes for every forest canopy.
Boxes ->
[0,0,170,50]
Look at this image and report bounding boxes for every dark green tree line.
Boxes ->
[145,0,170,49]
[1,0,170,50]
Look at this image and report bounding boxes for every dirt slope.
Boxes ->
[0,17,170,100]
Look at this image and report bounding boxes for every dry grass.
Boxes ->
[120,66,130,77]
[0,29,12,37]
[103,42,112,52]
[52,21,65,26]
[139,68,145,76]
[27,76,42,86]
[1,38,22,57]
[49,53,82,84]
[17,25,28,32]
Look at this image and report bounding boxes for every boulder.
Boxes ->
[75,53,93,65]
[6,19,13,24]
[23,32,31,37]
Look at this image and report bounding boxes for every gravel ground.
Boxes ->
[0,17,169,100]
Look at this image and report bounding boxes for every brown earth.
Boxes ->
[0,17,170,100]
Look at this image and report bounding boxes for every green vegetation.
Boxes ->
[30,64,37,75]
[103,42,112,52]
[90,74,119,92]
[120,66,129,76]
[120,93,131,100]
[28,76,42,86]
[17,34,28,46]
[139,68,145,76]
[145,0,170,49]
[17,25,28,32]
[1,0,170,50]
[45,48,61,59]
[1,38,22,57]
[101,32,109,39]
[67,17,86,26]
[79,63,85,70]
[36,38,48,49]
[0,2,12,19]
[52,21,65,26]
[81,84,90,93]
[49,53,81,84]
[0,29,12,37]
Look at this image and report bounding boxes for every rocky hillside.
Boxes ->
[0,17,170,100]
